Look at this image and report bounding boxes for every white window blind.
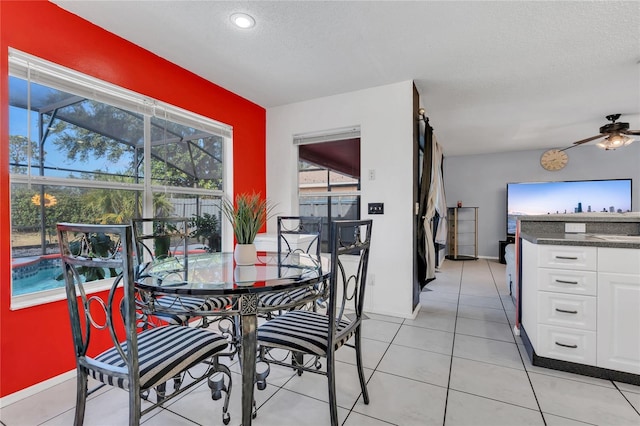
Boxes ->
[293,126,360,145]
[8,48,232,139]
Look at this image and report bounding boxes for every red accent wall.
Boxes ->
[0,0,266,398]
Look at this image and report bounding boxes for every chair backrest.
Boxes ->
[131,217,193,268]
[277,216,323,260]
[327,220,373,345]
[56,223,139,383]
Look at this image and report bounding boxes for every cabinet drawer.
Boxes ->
[538,245,596,270]
[538,268,597,295]
[538,292,596,330]
[598,248,640,274]
[537,325,596,366]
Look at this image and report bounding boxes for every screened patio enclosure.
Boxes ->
[9,71,228,264]
[297,137,361,252]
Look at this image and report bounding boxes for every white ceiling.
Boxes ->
[52,0,640,156]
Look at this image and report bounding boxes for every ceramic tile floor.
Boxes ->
[2,259,640,425]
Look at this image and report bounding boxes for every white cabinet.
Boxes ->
[521,242,640,375]
[537,325,597,365]
[537,292,597,330]
[536,268,597,296]
[597,248,640,374]
[537,245,597,271]
[524,242,598,365]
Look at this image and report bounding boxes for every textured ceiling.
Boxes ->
[52,0,640,156]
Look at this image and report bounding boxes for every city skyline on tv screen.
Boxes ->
[507,179,632,234]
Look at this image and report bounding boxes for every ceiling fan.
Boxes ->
[567,113,640,151]
[540,114,639,171]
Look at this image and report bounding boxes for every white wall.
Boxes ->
[266,81,416,318]
[444,142,640,258]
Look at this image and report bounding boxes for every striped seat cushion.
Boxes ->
[258,287,315,309]
[257,310,352,356]
[91,325,228,390]
[151,295,232,325]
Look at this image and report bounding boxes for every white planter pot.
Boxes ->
[234,243,257,266]
[234,265,257,286]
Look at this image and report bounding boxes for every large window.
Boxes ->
[296,131,361,251]
[9,49,232,305]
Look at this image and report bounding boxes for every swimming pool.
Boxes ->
[11,256,117,296]
[12,257,64,296]
[12,267,64,295]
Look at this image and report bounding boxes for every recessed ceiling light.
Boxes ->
[230,13,255,29]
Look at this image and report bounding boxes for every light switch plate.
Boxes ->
[368,203,384,215]
[565,223,586,233]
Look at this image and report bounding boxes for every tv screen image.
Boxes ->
[507,179,632,235]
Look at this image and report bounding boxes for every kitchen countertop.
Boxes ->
[520,232,640,249]
[519,212,640,223]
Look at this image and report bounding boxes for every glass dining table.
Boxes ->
[135,251,330,425]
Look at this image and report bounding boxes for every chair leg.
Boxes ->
[292,351,304,376]
[355,328,370,404]
[74,368,88,426]
[326,351,338,426]
[129,380,141,426]
[172,373,182,392]
[155,382,167,404]
[255,352,271,391]
[209,358,232,425]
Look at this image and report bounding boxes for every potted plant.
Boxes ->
[151,197,178,258]
[153,220,176,258]
[64,232,117,281]
[221,192,276,265]
[189,213,221,252]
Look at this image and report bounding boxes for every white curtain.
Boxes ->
[423,138,447,279]
[432,140,447,246]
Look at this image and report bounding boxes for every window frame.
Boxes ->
[8,49,234,308]
[295,127,362,252]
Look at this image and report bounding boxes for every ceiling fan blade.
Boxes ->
[621,129,640,135]
[572,134,604,145]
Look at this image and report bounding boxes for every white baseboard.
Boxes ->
[364,304,420,320]
[410,303,421,319]
[0,369,75,408]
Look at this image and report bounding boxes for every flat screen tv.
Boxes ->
[507,178,632,236]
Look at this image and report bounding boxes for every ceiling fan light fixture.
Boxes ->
[230,13,256,29]
[596,133,635,150]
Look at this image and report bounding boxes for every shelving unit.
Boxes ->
[446,207,478,260]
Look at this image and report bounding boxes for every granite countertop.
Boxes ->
[519,212,640,223]
[520,232,640,249]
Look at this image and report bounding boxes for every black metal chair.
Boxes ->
[131,217,232,328]
[57,223,232,425]
[256,219,373,425]
[258,216,324,312]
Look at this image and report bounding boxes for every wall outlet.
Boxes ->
[368,273,375,286]
[565,222,586,233]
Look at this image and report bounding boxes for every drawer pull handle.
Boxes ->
[555,256,578,260]
[555,308,578,314]
[555,342,578,349]
[555,279,578,285]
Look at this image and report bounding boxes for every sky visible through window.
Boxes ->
[10,106,134,176]
[9,77,136,177]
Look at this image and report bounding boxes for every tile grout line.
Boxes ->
[612,381,640,416]
[342,315,403,425]
[441,260,464,426]
[486,259,548,426]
